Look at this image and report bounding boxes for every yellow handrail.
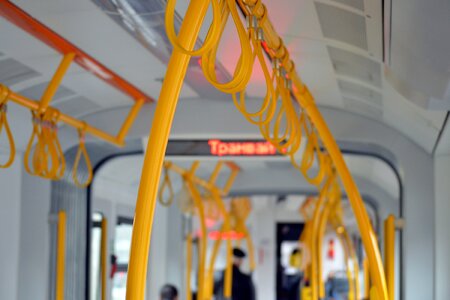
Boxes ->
[39,53,75,114]
[0,84,143,148]
[186,233,193,300]
[101,218,108,300]
[384,215,396,300]
[185,179,207,300]
[56,211,66,300]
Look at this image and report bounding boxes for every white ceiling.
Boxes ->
[0,0,445,155]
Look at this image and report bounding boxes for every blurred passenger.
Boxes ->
[215,247,256,300]
[160,284,178,300]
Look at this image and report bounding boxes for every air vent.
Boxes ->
[53,96,101,117]
[315,2,368,50]
[328,46,381,88]
[331,0,364,11]
[338,80,382,107]
[343,97,383,119]
[0,58,40,86]
[20,82,76,103]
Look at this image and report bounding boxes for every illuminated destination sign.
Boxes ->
[208,139,278,156]
[164,139,282,157]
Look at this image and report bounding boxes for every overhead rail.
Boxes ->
[125,0,388,299]
[0,1,151,186]
[0,1,153,103]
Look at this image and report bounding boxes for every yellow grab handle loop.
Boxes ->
[0,101,16,169]
[51,111,66,180]
[165,0,222,56]
[24,112,39,175]
[72,125,93,188]
[232,29,277,126]
[158,162,175,207]
[41,109,62,179]
[201,0,254,94]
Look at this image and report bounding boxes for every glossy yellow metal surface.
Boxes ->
[187,181,207,300]
[4,85,124,146]
[101,219,107,300]
[235,2,388,298]
[39,53,75,114]
[116,98,145,144]
[186,233,193,300]
[56,211,66,300]
[384,215,396,300]
[364,257,370,299]
[0,87,16,168]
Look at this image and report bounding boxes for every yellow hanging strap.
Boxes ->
[166,0,222,56]
[158,162,175,207]
[0,85,15,168]
[200,0,255,94]
[232,12,277,126]
[24,108,65,179]
[72,124,93,188]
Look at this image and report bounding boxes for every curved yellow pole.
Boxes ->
[310,176,333,300]
[56,211,66,300]
[125,1,212,299]
[297,92,388,300]
[317,201,332,298]
[364,257,370,299]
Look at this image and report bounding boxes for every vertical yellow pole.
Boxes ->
[211,190,233,299]
[225,236,233,299]
[56,211,66,300]
[187,180,207,300]
[125,1,211,299]
[186,233,193,300]
[343,230,360,300]
[384,215,395,300]
[101,218,108,300]
[297,95,388,300]
[317,205,331,298]
[39,53,75,114]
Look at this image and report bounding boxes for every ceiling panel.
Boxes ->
[0,58,41,86]
[328,46,381,88]
[19,82,76,102]
[53,96,102,118]
[315,2,368,50]
[338,80,382,107]
[331,0,364,11]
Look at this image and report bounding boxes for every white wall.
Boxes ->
[17,164,51,300]
[0,155,22,300]
[434,155,450,300]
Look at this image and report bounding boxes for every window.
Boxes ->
[112,217,133,300]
